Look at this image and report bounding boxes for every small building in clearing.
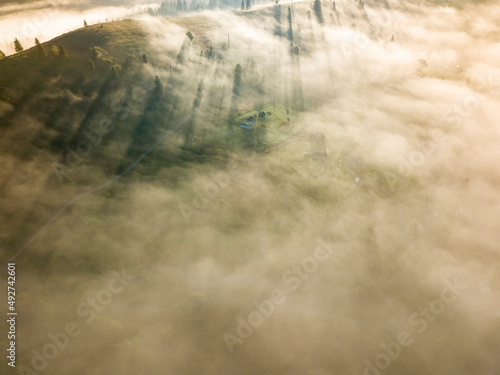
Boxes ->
[240,115,257,130]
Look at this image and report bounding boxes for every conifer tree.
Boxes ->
[0,49,5,59]
[35,38,46,59]
[57,43,67,59]
[84,20,88,27]
[14,38,23,53]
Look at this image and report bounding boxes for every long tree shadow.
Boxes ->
[287,7,304,111]
[115,76,165,174]
[52,73,118,151]
[274,4,283,37]
[3,67,135,256]
[113,36,202,175]
[227,63,242,142]
[0,80,44,128]
[313,0,325,24]
[182,79,204,149]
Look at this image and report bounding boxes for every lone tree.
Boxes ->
[142,53,148,64]
[186,31,193,41]
[84,20,88,27]
[0,49,5,59]
[14,38,23,53]
[35,38,46,59]
[57,43,67,59]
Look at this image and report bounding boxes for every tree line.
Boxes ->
[0,38,67,60]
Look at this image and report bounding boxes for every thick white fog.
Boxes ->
[0,0,499,374]
[0,0,160,54]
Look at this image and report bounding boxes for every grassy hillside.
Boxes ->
[0,20,148,100]
[1,1,500,375]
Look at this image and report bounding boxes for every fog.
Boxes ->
[0,0,275,54]
[1,0,499,374]
[0,0,158,54]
